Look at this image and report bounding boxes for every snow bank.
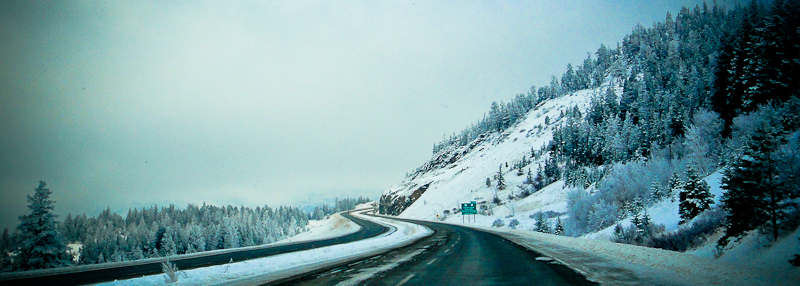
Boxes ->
[435,221,799,285]
[277,212,361,244]
[96,212,432,286]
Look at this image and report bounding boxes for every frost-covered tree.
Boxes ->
[553,217,564,235]
[222,217,240,249]
[684,109,724,175]
[679,166,714,224]
[186,225,205,254]
[15,181,71,270]
[160,228,177,256]
[533,212,551,233]
[650,180,665,202]
[667,171,683,202]
[495,165,506,190]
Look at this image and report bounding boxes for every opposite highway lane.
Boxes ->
[0,210,388,286]
[278,215,596,286]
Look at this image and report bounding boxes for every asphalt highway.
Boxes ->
[0,210,388,286]
[278,216,596,286]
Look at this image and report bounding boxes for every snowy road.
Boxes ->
[0,210,388,286]
[277,215,596,286]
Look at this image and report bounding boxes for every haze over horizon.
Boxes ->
[0,0,734,231]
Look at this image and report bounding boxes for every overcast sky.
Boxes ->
[0,0,734,231]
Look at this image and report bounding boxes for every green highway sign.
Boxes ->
[461,201,477,215]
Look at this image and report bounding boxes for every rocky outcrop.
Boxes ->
[378,182,431,216]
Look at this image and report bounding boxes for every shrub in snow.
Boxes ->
[612,211,666,246]
[646,208,725,252]
[509,219,520,229]
[223,258,233,273]
[528,210,562,219]
[565,157,683,237]
[517,183,538,199]
[480,204,492,215]
[492,196,502,205]
[162,258,180,283]
[492,219,505,227]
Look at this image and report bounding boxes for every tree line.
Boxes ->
[0,183,370,272]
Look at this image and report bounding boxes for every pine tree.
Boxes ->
[635,210,654,241]
[719,120,793,247]
[553,217,564,235]
[679,166,714,224]
[650,180,664,202]
[525,168,534,185]
[543,157,560,184]
[534,212,551,233]
[668,171,683,202]
[495,165,506,190]
[161,230,177,256]
[15,181,71,270]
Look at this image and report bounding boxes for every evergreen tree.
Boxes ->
[650,180,664,202]
[161,232,177,256]
[668,171,683,202]
[15,181,71,270]
[525,168,534,185]
[719,120,793,246]
[534,212,551,233]
[679,166,715,224]
[495,165,506,190]
[553,217,564,235]
[543,157,560,184]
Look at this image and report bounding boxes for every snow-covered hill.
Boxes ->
[379,84,600,223]
[378,82,800,282]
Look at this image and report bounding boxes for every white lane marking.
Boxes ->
[426,258,438,265]
[396,274,415,286]
[444,248,450,254]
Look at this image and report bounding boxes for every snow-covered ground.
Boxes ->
[472,224,800,285]
[392,88,599,223]
[277,211,361,244]
[97,210,432,285]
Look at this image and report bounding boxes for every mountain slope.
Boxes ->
[380,85,602,221]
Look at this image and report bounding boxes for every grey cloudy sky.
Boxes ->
[0,0,731,231]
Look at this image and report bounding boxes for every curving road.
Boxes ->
[0,210,388,286]
[279,215,596,286]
